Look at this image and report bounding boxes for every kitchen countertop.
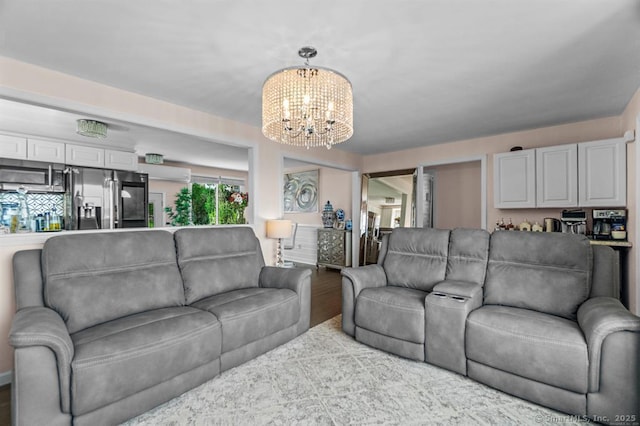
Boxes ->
[588,239,632,248]
[0,224,254,247]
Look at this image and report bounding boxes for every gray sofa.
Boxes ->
[342,227,640,422]
[9,227,311,425]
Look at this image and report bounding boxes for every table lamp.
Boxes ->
[266,219,292,267]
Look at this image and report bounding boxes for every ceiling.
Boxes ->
[368,175,414,207]
[0,98,250,170]
[1,0,639,160]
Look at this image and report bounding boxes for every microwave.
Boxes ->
[0,158,65,193]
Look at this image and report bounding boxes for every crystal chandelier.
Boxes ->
[76,119,108,138]
[262,47,353,150]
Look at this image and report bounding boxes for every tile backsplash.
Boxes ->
[0,192,64,216]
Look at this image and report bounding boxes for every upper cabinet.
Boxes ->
[494,137,626,208]
[27,139,65,163]
[104,149,138,171]
[65,144,105,168]
[578,138,626,207]
[0,134,27,160]
[494,149,536,208]
[536,144,578,208]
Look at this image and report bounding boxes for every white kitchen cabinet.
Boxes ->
[27,139,65,163]
[0,134,27,160]
[65,144,105,168]
[578,138,626,207]
[536,144,578,207]
[493,149,536,208]
[104,149,138,171]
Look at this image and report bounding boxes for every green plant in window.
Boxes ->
[164,187,192,226]
[191,183,216,225]
[218,185,248,224]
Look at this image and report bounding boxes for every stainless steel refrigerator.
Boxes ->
[65,167,148,230]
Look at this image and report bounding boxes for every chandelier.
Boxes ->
[262,47,353,150]
[76,119,108,138]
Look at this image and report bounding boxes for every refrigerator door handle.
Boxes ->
[108,178,117,229]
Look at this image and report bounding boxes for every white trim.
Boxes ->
[280,153,360,266]
[351,171,361,267]
[415,166,425,227]
[0,370,11,386]
[418,155,488,230]
[635,114,640,315]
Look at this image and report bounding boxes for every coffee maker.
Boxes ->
[561,209,587,235]
[592,209,627,240]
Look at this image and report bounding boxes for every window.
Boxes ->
[191,176,248,225]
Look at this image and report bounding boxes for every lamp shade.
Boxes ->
[266,219,293,239]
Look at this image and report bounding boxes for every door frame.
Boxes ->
[279,153,360,267]
[148,191,165,227]
[417,155,487,230]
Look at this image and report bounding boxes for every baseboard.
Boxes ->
[0,370,12,386]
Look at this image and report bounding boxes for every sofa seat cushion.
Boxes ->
[70,307,221,416]
[192,287,299,353]
[355,287,427,344]
[466,305,588,393]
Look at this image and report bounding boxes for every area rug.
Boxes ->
[123,316,585,425]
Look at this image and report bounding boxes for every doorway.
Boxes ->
[148,192,165,228]
[360,169,415,265]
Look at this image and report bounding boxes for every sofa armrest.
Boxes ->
[578,297,640,392]
[259,266,312,335]
[9,306,73,413]
[341,264,387,336]
[259,266,311,292]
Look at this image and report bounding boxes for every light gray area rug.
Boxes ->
[124,316,586,425]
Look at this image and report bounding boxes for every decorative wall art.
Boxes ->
[284,170,319,213]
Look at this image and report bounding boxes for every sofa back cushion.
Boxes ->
[383,228,450,291]
[174,227,265,304]
[42,230,185,334]
[484,231,592,320]
[445,228,490,286]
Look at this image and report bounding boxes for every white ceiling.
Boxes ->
[1,0,639,161]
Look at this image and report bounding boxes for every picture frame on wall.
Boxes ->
[284,169,319,213]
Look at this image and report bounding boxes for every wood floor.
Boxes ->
[0,265,342,425]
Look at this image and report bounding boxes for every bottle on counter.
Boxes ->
[44,211,51,232]
[35,214,44,232]
[50,206,60,231]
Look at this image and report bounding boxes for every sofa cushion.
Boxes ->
[466,305,588,394]
[445,228,490,286]
[42,231,185,334]
[355,287,427,344]
[383,228,450,291]
[192,287,299,353]
[175,227,265,304]
[70,307,221,416]
[484,232,592,320]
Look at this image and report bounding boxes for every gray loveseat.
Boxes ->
[9,227,311,425]
[342,227,640,422]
